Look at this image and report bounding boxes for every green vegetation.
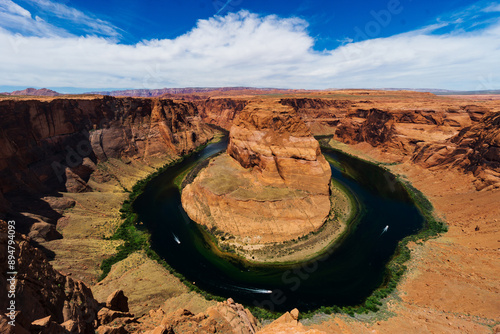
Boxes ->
[99,140,226,303]
[248,306,282,320]
[173,166,192,190]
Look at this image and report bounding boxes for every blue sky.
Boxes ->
[0,0,499,92]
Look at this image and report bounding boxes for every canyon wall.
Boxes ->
[193,98,249,129]
[227,103,331,194]
[0,96,215,233]
[412,111,500,190]
[192,94,498,190]
[0,92,498,333]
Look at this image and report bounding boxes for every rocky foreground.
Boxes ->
[182,102,333,245]
[0,219,260,334]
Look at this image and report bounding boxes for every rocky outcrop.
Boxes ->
[142,299,258,334]
[194,98,249,129]
[0,97,214,236]
[333,106,481,157]
[106,290,130,313]
[257,308,326,334]
[412,111,500,190]
[336,108,396,146]
[182,102,332,243]
[462,105,490,122]
[0,220,100,333]
[227,103,331,194]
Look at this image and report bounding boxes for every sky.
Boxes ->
[0,0,499,93]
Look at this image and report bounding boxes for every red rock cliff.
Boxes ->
[412,111,500,190]
[227,102,331,194]
[0,96,215,232]
[182,101,332,243]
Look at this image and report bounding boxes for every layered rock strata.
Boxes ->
[182,102,332,243]
[0,96,214,235]
[412,111,500,190]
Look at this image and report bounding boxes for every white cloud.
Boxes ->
[23,0,120,37]
[484,3,500,12]
[0,9,499,90]
[0,0,70,36]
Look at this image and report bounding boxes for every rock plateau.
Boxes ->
[181,102,332,244]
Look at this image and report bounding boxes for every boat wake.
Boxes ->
[173,233,181,244]
[229,285,272,294]
[380,225,389,236]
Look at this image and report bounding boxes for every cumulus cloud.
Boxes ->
[0,7,499,90]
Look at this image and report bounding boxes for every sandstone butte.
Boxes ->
[181,102,333,244]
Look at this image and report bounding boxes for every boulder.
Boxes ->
[30,315,66,334]
[96,325,128,334]
[106,290,129,312]
[28,222,63,242]
[98,307,134,325]
[0,220,100,334]
[155,299,257,334]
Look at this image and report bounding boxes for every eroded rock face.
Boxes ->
[106,290,129,313]
[182,102,332,243]
[194,98,249,129]
[335,108,396,146]
[0,220,99,333]
[227,103,331,194]
[0,97,213,197]
[0,97,215,235]
[142,299,258,334]
[412,111,500,190]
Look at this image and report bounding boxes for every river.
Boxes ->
[133,139,424,312]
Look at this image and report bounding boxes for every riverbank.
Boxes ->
[96,136,446,320]
[176,147,358,265]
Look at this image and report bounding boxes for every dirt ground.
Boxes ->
[293,142,500,334]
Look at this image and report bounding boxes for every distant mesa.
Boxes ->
[181,101,332,245]
[2,87,61,96]
[88,87,301,98]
